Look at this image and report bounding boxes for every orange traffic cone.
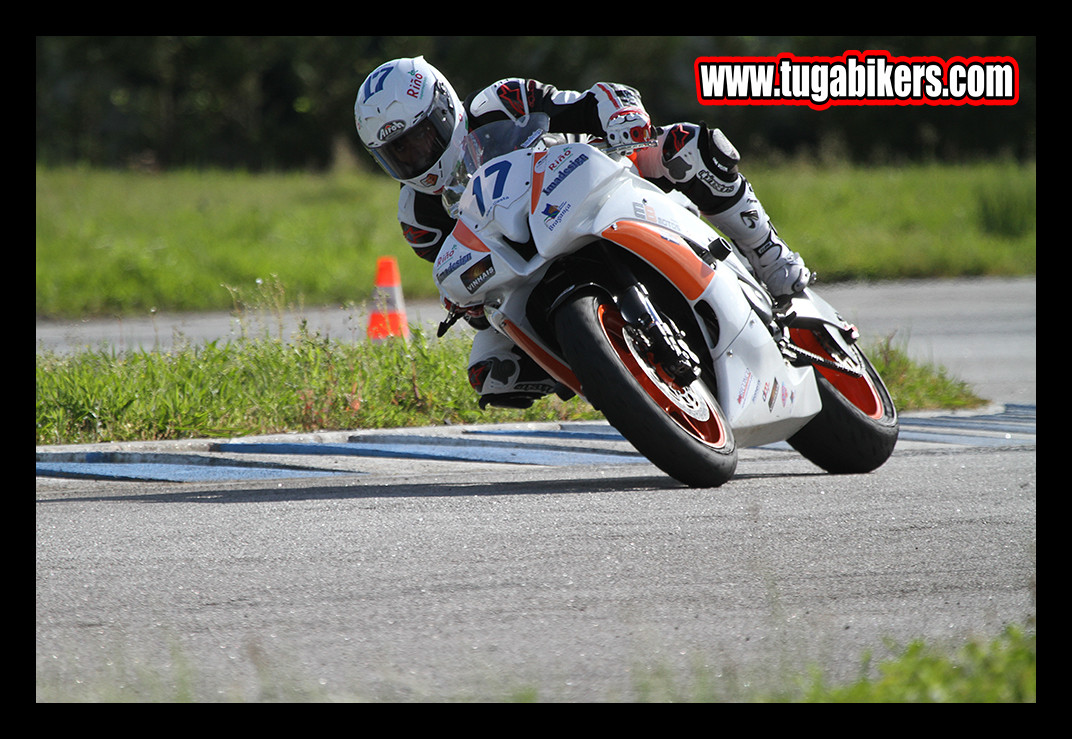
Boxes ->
[366,256,410,341]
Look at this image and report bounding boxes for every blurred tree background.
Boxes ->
[36,35,1035,172]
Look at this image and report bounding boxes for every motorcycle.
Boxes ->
[434,114,898,487]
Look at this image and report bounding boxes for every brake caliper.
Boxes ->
[616,283,701,385]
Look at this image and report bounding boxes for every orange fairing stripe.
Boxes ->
[531,151,546,214]
[452,220,491,252]
[499,319,584,397]
[601,221,714,300]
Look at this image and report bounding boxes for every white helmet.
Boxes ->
[355,56,466,195]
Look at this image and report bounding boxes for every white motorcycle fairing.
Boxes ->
[433,121,821,449]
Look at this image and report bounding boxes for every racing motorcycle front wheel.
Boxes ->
[554,291,738,488]
[786,327,899,473]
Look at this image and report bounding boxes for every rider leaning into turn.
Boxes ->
[354,56,812,410]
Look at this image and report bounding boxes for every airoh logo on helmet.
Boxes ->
[377,120,406,142]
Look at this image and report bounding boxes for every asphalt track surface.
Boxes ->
[36,277,1036,702]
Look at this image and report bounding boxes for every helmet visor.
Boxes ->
[371,109,454,181]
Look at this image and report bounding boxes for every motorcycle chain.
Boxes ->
[780,339,865,378]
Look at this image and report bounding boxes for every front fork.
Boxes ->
[602,244,701,386]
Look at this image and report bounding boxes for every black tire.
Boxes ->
[787,328,898,474]
[554,292,737,487]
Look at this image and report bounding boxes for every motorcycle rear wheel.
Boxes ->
[787,328,899,473]
[555,292,738,487]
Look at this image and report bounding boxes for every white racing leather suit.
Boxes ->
[396,78,809,409]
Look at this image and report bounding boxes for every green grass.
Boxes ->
[748,160,1036,282]
[36,162,1035,319]
[35,166,414,317]
[795,624,1036,704]
[35,326,603,446]
[35,621,1035,702]
[868,334,987,411]
[631,622,1036,704]
[35,323,984,446]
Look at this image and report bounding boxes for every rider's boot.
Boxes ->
[705,181,812,298]
[468,328,572,409]
[649,122,812,298]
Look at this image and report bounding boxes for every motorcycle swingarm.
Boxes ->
[775,291,865,378]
